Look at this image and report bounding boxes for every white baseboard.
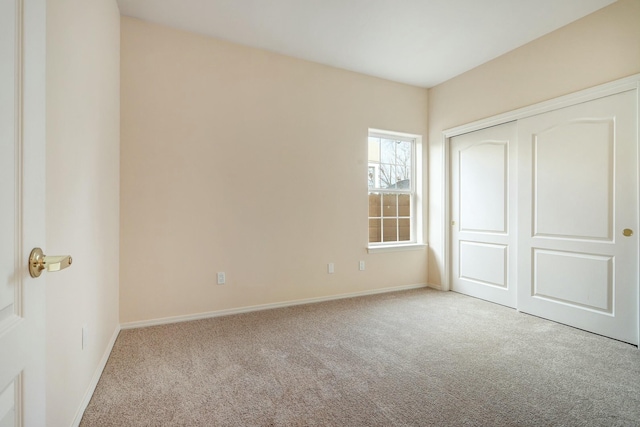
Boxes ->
[427,282,443,291]
[121,283,428,330]
[72,324,121,427]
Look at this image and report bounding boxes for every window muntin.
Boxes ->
[368,132,416,245]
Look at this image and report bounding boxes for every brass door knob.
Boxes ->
[623,229,634,237]
[29,248,73,278]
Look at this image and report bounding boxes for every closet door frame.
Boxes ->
[441,73,640,344]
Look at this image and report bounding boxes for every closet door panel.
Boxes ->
[451,122,518,308]
[518,90,638,344]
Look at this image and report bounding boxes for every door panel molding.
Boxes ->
[532,119,614,241]
[458,141,508,234]
[459,241,507,288]
[532,248,613,314]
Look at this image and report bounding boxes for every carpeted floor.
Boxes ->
[80,288,640,426]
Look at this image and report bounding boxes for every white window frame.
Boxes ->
[367,128,425,253]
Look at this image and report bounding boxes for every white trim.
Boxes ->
[121,284,428,330]
[427,283,442,291]
[442,124,451,292]
[367,243,427,254]
[369,128,420,140]
[71,325,121,427]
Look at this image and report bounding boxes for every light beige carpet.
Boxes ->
[80,288,640,426]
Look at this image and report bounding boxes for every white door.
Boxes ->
[0,0,47,425]
[451,122,518,308]
[518,90,639,345]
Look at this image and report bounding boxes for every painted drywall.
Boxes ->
[120,17,429,324]
[427,0,640,288]
[46,0,120,425]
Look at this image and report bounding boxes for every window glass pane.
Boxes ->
[382,194,397,217]
[390,165,401,189]
[390,174,408,189]
[379,164,393,189]
[368,166,376,189]
[397,140,412,162]
[399,218,411,241]
[380,138,396,164]
[369,137,412,190]
[397,141,411,189]
[369,219,381,243]
[397,164,410,190]
[368,193,381,217]
[368,138,380,163]
[398,194,411,217]
[383,218,398,242]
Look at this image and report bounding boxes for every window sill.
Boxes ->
[367,243,428,254]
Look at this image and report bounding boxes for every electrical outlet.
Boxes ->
[359,260,365,271]
[82,324,88,350]
[328,263,334,274]
[217,272,226,285]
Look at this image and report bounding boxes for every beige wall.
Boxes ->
[46,0,120,425]
[427,0,640,287]
[120,17,429,324]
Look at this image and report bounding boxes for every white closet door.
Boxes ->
[518,90,638,345]
[451,122,518,308]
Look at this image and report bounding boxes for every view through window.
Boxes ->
[368,131,416,244]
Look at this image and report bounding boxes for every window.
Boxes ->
[368,129,420,247]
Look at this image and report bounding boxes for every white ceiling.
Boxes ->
[116,0,617,88]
